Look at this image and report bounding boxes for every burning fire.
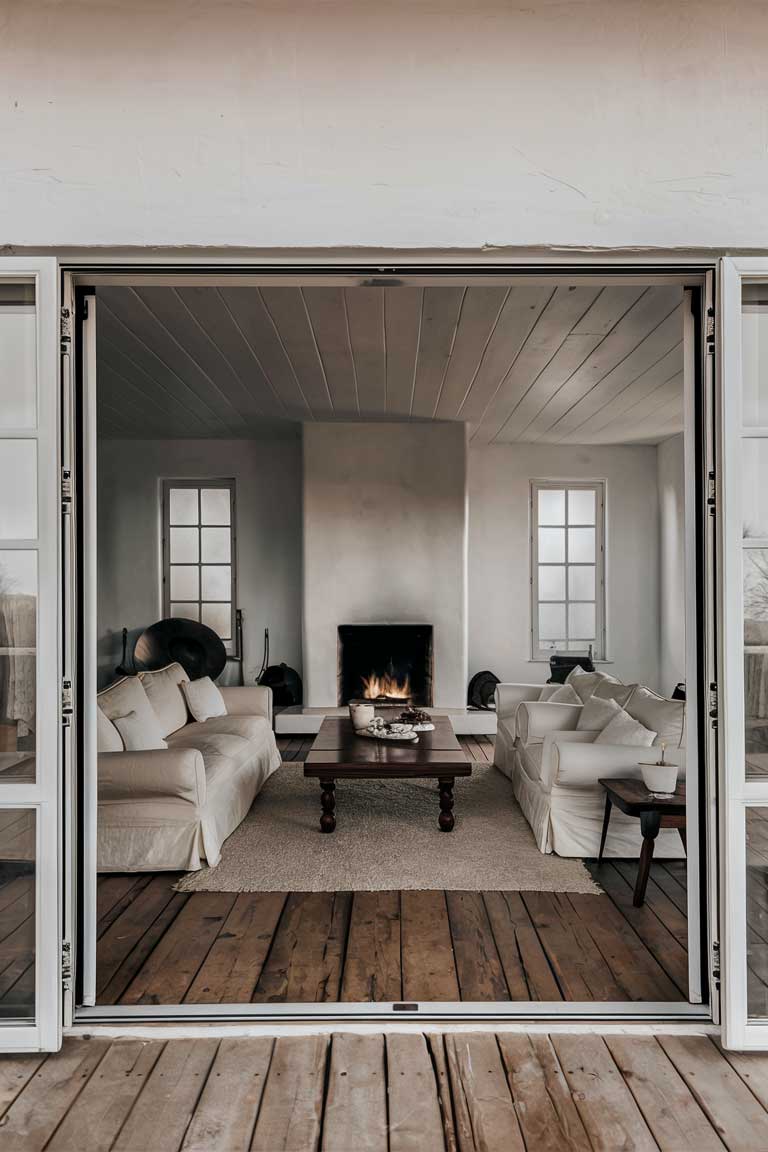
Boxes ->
[361,671,412,700]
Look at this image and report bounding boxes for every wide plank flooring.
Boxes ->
[88,733,691,1006]
[0,1032,765,1151]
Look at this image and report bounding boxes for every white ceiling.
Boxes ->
[96,284,684,445]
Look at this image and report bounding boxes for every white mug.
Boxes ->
[349,702,375,730]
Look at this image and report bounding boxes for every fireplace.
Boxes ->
[337,624,434,706]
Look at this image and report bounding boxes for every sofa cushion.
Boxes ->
[182,676,227,723]
[626,686,685,748]
[97,706,123,753]
[566,668,621,703]
[549,683,581,705]
[113,708,168,752]
[594,708,656,746]
[98,676,164,744]
[577,695,620,731]
[538,684,561,701]
[138,663,189,737]
[178,715,272,743]
[166,727,253,772]
[592,680,637,708]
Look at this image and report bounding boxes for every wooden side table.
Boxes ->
[597,777,686,907]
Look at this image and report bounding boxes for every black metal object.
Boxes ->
[256,628,303,706]
[548,650,595,684]
[467,670,500,710]
[133,618,227,681]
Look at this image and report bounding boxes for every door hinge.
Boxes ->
[60,306,72,356]
[705,306,715,355]
[712,939,721,983]
[61,940,72,991]
[61,468,73,515]
[707,471,716,517]
[61,679,73,727]
[709,681,718,722]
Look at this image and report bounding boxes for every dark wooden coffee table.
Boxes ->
[598,777,687,907]
[303,716,471,833]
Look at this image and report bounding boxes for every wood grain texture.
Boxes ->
[251,1035,327,1152]
[322,1033,388,1152]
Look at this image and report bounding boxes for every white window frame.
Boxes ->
[530,479,606,662]
[161,478,237,654]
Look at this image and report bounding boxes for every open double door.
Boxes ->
[0,255,760,1051]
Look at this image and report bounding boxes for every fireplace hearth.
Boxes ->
[337,624,434,706]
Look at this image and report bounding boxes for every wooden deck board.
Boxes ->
[1,1034,766,1151]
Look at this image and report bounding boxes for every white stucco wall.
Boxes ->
[658,433,686,695]
[468,443,660,690]
[303,422,468,707]
[2,1,768,250]
[97,435,303,689]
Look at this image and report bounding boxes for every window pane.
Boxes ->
[0,808,35,1020]
[539,603,566,640]
[0,551,36,783]
[538,489,565,526]
[569,601,596,640]
[567,640,592,652]
[170,527,198,564]
[201,565,231,601]
[568,489,596,525]
[742,287,768,427]
[170,566,199,600]
[539,527,565,563]
[743,440,768,540]
[169,488,198,526]
[0,441,36,539]
[745,549,768,778]
[201,528,231,564]
[569,527,595,564]
[202,602,232,640]
[201,488,231,525]
[569,566,596,600]
[748,807,768,1017]
[170,602,199,622]
[539,566,565,600]
[0,291,36,429]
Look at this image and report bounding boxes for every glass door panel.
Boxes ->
[0,259,60,1052]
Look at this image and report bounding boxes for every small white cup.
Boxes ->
[641,761,678,795]
[349,702,375,730]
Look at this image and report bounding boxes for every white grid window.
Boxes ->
[162,479,237,653]
[530,480,606,660]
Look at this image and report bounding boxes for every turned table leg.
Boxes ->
[438,778,455,832]
[320,780,336,833]
[634,810,661,906]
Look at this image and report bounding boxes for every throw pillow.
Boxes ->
[138,662,190,737]
[537,684,561,702]
[548,683,581,705]
[625,685,685,748]
[182,677,227,723]
[592,681,637,708]
[577,695,621,731]
[97,675,167,744]
[594,708,657,746]
[565,668,621,704]
[113,708,168,751]
[97,705,123,753]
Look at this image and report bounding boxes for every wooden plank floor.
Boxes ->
[87,736,692,1006]
[1,1032,767,1151]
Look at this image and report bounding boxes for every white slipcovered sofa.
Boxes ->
[96,662,281,872]
[494,671,686,858]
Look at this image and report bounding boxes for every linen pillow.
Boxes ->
[112,708,168,751]
[138,662,189,737]
[565,668,621,704]
[592,680,637,708]
[182,677,227,723]
[537,684,561,702]
[548,683,581,705]
[625,685,685,748]
[97,675,165,740]
[594,708,656,746]
[97,705,123,753]
[577,695,621,731]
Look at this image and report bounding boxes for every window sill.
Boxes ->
[528,658,614,665]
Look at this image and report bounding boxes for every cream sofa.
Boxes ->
[494,676,686,858]
[96,663,281,872]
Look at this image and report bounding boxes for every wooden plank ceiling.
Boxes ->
[97,284,684,444]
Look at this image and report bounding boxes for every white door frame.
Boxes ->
[68,258,715,1026]
[0,257,63,1052]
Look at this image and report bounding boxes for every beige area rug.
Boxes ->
[175,761,601,894]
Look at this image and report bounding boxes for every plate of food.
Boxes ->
[398,706,435,732]
[356,717,419,742]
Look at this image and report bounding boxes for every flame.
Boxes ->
[361,670,412,700]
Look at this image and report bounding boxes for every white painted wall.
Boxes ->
[303,423,468,707]
[97,436,302,689]
[658,434,686,695]
[3,2,768,249]
[468,443,661,690]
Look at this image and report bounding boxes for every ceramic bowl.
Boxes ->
[640,762,678,794]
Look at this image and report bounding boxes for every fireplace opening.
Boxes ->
[337,624,434,706]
